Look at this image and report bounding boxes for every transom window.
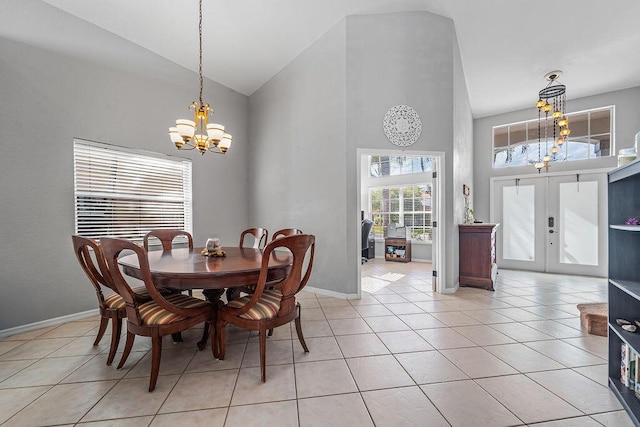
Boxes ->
[493,106,614,168]
[74,139,193,242]
[370,155,432,177]
[369,184,432,241]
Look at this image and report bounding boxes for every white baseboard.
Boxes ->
[442,282,459,294]
[304,286,359,300]
[0,309,99,339]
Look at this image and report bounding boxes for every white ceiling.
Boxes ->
[3,0,640,118]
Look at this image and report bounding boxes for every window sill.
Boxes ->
[374,238,432,245]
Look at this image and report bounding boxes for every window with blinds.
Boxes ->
[74,139,193,242]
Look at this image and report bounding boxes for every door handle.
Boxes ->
[549,229,555,234]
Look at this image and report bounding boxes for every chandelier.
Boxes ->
[168,0,232,156]
[533,71,570,172]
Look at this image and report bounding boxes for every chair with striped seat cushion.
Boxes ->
[72,235,171,366]
[216,234,315,382]
[101,237,214,392]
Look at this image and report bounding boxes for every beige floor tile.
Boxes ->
[453,325,516,346]
[462,309,514,324]
[2,327,56,341]
[412,300,458,313]
[572,364,608,386]
[349,294,380,306]
[318,297,351,308]
[151,408,226,427]
[299,307,327,321]
[293,336,343,363]
[160,369,238,412]
[335,334,389,358]
[489,322,555,342]
[38,321,100,339]
[589,410,635,427]
[362,386,449,426]
[63,351,146,383]
[249,324,293,341]
[526,416,602,426]
[398,292,434,301]
[363,315,411,332]
[79,416,154,426]
[298,298,321,308]
[295,359,357,398]
[484,343,564,373]
[553,316,584,331]
[187,342,244,372]
[226,401,297,427]
[242,339,293,368]
[0,355,92,388]
[397,313,447,329]
[0,337,73,361]
[521,320,587,338]
[476,374,581,424]
[125,347,197,378]
[0,359,35,383]
[493,307,546,322]
[81,375,180,421]
[231,364,296,405]
[385,302,424,315]
[346,355,414,391]
[328,318,373,335]
[298,319,333,337]
[522,305,579,319]
[47,336,112,357]
[0,340,27,357]
[377,330,433,353]
[496,296,539,307]
[353,304,393,317]
[4,381,116,426]
[524,340,606,367]
[372,293,408,304]
[298,393,373,427]
[322,306,361,319]
[527,369,623,414]
[440,300,485,311]
[0,386,50,424]
[421,380,521,427]
[395,350,468,384]
[416,328,477,349]
[562,335,608,359]
[431,311,481,327]
[440,347,518,378]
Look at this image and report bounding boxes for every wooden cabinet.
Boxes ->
[607,159,640,425]
[458,223,499,291]
[384,238,411,263]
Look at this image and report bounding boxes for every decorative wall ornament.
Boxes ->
[383,105,422,147]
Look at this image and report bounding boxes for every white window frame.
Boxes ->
[492,105,615,169]
[73,139,193,242]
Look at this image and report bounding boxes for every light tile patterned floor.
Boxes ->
[0,259,633,426]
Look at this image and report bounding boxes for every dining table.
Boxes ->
[118,246,292,349]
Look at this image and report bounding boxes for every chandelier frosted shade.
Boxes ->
[168,0,232,157]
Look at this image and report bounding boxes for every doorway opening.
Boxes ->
[356,149,445,297]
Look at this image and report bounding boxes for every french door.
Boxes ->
[492,172,607,277]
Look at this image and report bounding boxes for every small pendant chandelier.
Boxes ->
[534,71,569,172]
[168,0,232,156]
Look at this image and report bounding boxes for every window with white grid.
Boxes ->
[74,139,192,242]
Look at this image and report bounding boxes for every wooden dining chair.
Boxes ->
[239,227,269,249]
[101,237,214,392]
[271,228,303,241]
[72,235,175,366]
[144,229,194,296]
[215,234,315,382]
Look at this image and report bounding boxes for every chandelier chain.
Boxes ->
[198,0,203,106]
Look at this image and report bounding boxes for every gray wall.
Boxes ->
[0,36,249,329]
[248,21,348,294]
[473,85,640,221]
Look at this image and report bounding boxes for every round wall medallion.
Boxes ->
[383,105,422,147]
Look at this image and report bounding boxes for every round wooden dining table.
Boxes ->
[118,246,292,349]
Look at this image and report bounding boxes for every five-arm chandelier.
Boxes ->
[533,71,570,172]
[168,0,232,156]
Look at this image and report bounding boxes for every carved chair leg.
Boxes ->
[94,316,109,346]
[198,321,210,351]
[106,314,122,365]
[210,319,218,358]
[259,324,267,383]
[295,304,309,353]
[268,328,274,337]
[117,330,135,369]
[149,335,162,392]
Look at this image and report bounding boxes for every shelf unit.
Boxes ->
[384,238,411,263]
[608,159,640,426]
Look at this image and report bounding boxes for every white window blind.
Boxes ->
[74,139,193,242]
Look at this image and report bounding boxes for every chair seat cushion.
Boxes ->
[104,292,126,310]
[138,294,210,325]
[226,290,282,320]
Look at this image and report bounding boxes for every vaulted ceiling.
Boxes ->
[3,0,640,117]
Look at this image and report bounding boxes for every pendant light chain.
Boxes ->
[198,0,204,107]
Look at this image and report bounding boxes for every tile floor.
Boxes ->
[0,259,633,426]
